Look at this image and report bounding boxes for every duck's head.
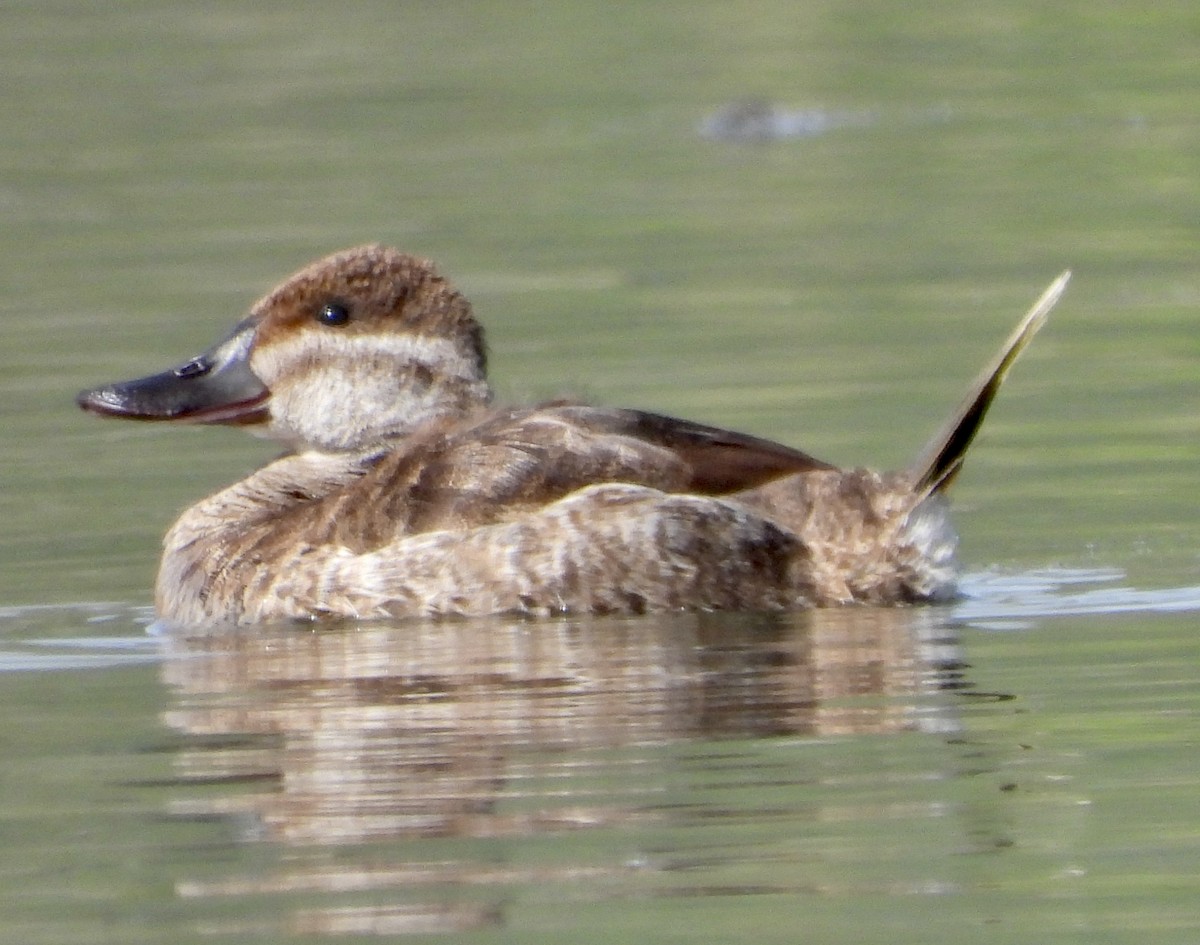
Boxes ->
[77,245,491,452]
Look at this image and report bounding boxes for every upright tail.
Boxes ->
[909,271,1071,497]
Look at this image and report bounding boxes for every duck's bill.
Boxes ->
[76,317,269,425]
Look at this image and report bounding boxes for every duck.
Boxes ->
[77,246,1069,626]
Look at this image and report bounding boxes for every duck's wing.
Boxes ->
[341,403,832,541]
[545,404,835,494]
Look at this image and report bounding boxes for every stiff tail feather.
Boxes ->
[910,271,1071,497]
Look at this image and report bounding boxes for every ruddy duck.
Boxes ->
[78,246,1068,625]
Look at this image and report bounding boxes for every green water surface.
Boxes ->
[0,1,1198,942]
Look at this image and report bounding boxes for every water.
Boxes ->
[2,0,1199,941]
[3,582,1199,943]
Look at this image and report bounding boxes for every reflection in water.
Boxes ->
[160,608,964,935]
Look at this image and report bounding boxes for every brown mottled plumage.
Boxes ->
[77,246,1069,625]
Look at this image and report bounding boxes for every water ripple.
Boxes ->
[955,567,1200,628]
[1,571,1199,672]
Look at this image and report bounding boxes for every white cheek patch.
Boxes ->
[250,329,489,450]
[253,331,484,387]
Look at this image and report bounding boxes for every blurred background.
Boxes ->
[1,3,1198,942]
[4,0,1196,607]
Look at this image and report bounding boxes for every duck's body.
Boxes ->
[78,246,1068,626]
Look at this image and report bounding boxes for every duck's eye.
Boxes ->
[316,302,351,327]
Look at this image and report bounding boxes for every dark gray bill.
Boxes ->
[76,316,269,425]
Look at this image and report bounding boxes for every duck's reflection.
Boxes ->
[160,607,964,935]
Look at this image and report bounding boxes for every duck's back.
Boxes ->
[334,403,833,538]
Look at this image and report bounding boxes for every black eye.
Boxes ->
[316,301,351,327]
